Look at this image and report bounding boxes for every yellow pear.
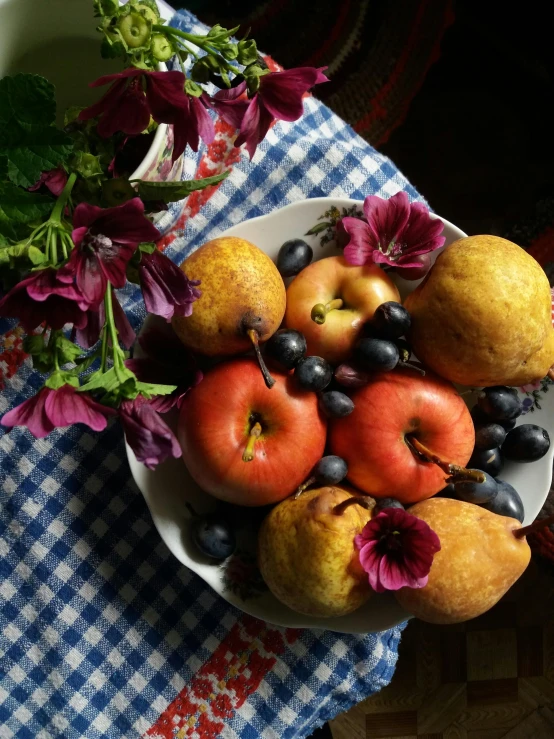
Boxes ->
[258,487,373,617]
[395,498,531,624]
[404,235,554,386]
[172,237,286,387]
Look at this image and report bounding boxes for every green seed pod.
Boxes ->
[102,178,136,207]
[151,34,173,61]
[118,12,151,49]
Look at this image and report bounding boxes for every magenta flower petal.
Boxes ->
[88,67,144,88]
[190,95,215,146]
[1,388,54,438]
[259,66,329,121]
[74,293,135,349]
[235,96,274,159]
[97,82,151,138]
[144,70,188,122]
[78,198,160,246]
[44,385,115,432]
[354,508,441,593]
[363,191,410,250]
[112,293,136,349]
[395,202,446,264]
[208,83,249,130]
[139,249,201,321]
[120,396,181,469]
[29,167,68,197]
[342,216,374,266]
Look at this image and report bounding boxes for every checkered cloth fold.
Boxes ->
[0,8,422,738]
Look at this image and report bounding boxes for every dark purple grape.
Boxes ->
[477,386,522,421]
[265,329,307,370]
[435,483,458,499]
[319,391,354,418]
[313,455,348,486]
[371,302,411,340]
[455,471,498,504]
[502,424,550,462]
[276,239,313,277]
[474,423,507,450]
[191,515,236,560]
[295,356,333,392]
[468,447,503,477]
[375,497,404,511]
[355,338,399,371]
[482,480,524,522]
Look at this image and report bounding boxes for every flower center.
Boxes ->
[83,232,114,256]
[383,240,406,259]
[378,529,403,555]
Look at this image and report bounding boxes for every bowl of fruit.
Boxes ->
[127,197,554,634]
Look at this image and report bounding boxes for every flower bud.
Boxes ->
[151,34,173,61]
[220,43,238,61]
[135,2,159,24]
[118,12,151,48]
[237,39,257,66]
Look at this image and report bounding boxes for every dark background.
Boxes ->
[176,0,554,242]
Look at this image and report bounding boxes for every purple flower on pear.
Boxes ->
[209,66,328,158]
[138,248,201,321]
[29,167,68,197]
[0,268,91,331]
[354,507,441,593]
[342,192,446,269]
[79,68,214,162]
[74,293,135,350]
[120,395,181,469]
[1,385,116,438]
[58,198,160,306]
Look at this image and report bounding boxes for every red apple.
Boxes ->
[285,256,400,365]
[178,358,327,506]
[329,368,475,503]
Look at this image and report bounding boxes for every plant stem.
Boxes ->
[513,513,554,539]
[406,436,485,484]
[311,299,344,325]
[333,496,376,516]
[294,476,316,499]
[155,25,234,71]
[50,172,77,224]
[104,285,124,381]
[242,421,262,462]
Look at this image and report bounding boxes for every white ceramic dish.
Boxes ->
[126,197,554,634]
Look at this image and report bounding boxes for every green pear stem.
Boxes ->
[513,513,554,539]
[407,436,485,484]
[246,329,275,389]
[311,298,344,325]
[398,361,426,376]
[333,496,376,516]
[294,476,316,499]
[242,421,262,462]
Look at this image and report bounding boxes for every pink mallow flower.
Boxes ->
[79,68,214,162]
[29,167,68,197]
[120,395,181,469]
[342,192,446,269]
[138,248,201,321]
[209,66,328,158]
[58,198,160,306]
[354,507,441,593]
[0,268,91,331]
[1,385,115,438]
[74,293,135,350]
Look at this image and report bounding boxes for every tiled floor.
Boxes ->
[330,562,554,739]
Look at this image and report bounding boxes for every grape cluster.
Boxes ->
[442,385,551,523]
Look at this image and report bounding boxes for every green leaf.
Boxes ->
[136,381,177,398]
[2,125,74,188]
[79,367,121,394]
[93,0,118,16]
[0,74,56,128]
[0,74,74,187]
[135,171,229,203]
[0,155,7,179]
[23,334,45,355]
[0,181,53,227]
[55,334,83,365]
[27,246,46,265]
[305,221,332,236]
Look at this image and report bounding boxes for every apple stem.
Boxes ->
[547,366,554,382]
[294,476,316,499]
[398,361,426,376]
[333,496,376,516]
[242,421,262,462]
[513,513,554,539]
[406,436,485,484]
[311,298,344,325]
[247,329,275,389]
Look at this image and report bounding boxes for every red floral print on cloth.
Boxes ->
[0,326,29,390]
[144,616,300,739]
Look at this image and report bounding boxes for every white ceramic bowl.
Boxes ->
[126,197,554,634]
